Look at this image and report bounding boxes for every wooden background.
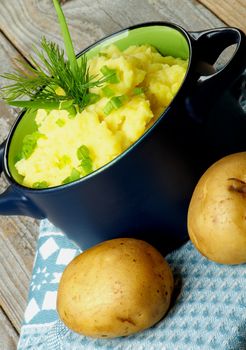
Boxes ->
[0,0,244,348]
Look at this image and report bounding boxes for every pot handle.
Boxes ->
[0,140,45,218]
[187,27,246,120]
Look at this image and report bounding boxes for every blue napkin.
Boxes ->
[18,220,246,350]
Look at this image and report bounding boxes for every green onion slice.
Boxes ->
[103,95,128,115]
[133,87,144,95]
[21,132,43,159]
[100,65,120,84]
[77,145,93,175]
[98,52,108,57]
[33,181,49,189]
[86,93,100,105]
[57,155,71,169]
[103,100,114,115]
[81,159,93,175]
[77,145,90,160]
[56,118,66,127]
[62,168,81,184]
[102,86,115,97]
[111,96,123,109]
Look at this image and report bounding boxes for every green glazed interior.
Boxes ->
[84,25,189,60]
[8,25,190,184]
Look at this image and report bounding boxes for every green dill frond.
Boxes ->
[0,0,110,112]
[0,37,107,111]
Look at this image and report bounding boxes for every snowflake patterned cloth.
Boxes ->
[18,219,246,350]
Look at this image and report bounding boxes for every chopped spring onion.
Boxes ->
[55,86,66,96]
[81,159,93,175]
[21,132,43,159]
[118,95,128,103]
[56,118,66,127]
[133,87,144,95]
[102,86,115,97]
[85,93,100,105]
[77,145,90,160]
[103,100,114,115]
[98,52,108,57]
[33,181,49,189]
[59,99,74,110]
[62,168,81,185]
[103,95,128,115]
[57,155,71,169]
[77,145,93,175]
[14,153,23,163]
[100,65,120,84]
[111,96,123,109]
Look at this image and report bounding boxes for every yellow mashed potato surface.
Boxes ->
[16,44,188,188]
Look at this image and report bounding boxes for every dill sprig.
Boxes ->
[0,0,108,112]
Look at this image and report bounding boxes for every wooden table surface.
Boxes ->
[0,1,245,348]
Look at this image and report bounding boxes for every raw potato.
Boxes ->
[188,152,246,264]
[57,238,174,338]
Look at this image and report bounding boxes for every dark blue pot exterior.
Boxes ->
[0,22,246,254]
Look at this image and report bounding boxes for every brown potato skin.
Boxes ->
[188,152,246,264]
[57,238,173,338]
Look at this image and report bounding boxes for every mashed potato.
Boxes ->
[15,44,188,188]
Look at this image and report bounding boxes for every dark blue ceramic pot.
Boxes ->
[0,22,245,254]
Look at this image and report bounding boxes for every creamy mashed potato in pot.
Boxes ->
[15,44,188,188]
